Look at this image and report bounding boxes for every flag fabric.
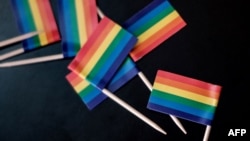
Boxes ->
[11,0,60,51]
[66,57,139,110]
[106,57,139,91]
[123,0,186,62]
[147,70,222,125]
[58,0,98,58]
[68,16,137,89]
[66,0,188,110]
[66,71,106,110]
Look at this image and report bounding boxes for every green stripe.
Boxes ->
[87,29,125,79]
[68,1,80,53]
[78,84,94,99]
[134,6,174,36]
[152,89,216,114]
[22,0,40,48]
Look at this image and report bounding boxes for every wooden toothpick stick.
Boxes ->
[0,31,42,48]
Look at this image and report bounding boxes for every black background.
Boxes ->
[0,0,249,141]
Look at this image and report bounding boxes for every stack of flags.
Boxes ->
[67,16,137,90]
[64,0,188,134]
[66,57,138,110]
[1,0,223,140]
[67,16,167,135]
[67,0,187,110]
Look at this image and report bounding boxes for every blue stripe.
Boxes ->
[125,0,171,33]
[149,95,214,120]
[85,92,107,110]
[108,66,138,92]
[88,30,137,89]
[59,0,78,58]
[123,0,165,28]
[147,103,212,125]
[108,57,137,86]
[58,0,69,58]
[79,58,138,110]
[80,85,102,104]
[11,0,35,50]
[96,35,137,89]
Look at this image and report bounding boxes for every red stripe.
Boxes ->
[84,0,98,37]
[66,72,83,87]
[156,76,220,99]
[38,0,60,42]
[157,70,222,94]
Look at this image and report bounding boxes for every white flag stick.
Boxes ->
[0,48,25,61]
[138,71,153,91]
[102,88,167,135]
[203,125,211,141]
[138,71,187,134]
[0,7,104,66]
[97,7,105,19]
[0,53,64,67]
[0,31,42,48]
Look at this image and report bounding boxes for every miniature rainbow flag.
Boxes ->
[68,17,137,89]
[58,0,98,58]
[11,0,60,51]
[66,57,139,110]
[123,0,186,61]
[147,70,222,125]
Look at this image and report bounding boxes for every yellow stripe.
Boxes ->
[154,82,218,106]
[74,80,89,93]
[137,11,179,45]
[75,0,87,47]
[80,24,121,75]
[28,0,48,45]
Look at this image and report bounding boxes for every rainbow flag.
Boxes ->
[68,17,137,89]
[58,0,98,58]
[66,57,139,110]
[11,0,60,51]
[147,70,222,125]
[123,0,186,62]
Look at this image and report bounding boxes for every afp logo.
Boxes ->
[228,129,247,136]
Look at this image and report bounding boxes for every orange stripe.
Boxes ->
[157,70,222,94]
[40,0,60,42]
[84,0,98,37]
[156,76,220,99]
[36,0,51,42]
[66,72,76,81]
[71,75,84,86]
[66,72,83,86]
[130,16,185,61]
[71,17,115,73]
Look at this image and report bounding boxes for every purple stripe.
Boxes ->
[147,103,212,125]
[122,0,165,28]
